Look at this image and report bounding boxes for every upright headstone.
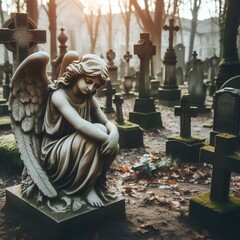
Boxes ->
[188,59,211,113]
[174,43,185,71]
[159,19,181,106]
[106,49,120,92]
[129,33,162,130]
[208,55,220,96]
[0,12,46,71]
[123,51,134,97]
[113,94,143,148]
[166,94,204,162]
[51,28,68,80]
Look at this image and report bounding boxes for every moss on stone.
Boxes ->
[0,134,23,172]
[192,191,240,213]
[115,121,142,129]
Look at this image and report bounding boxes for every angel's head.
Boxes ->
[49,54,109,92]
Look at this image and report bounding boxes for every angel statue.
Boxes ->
[9,51,119,212]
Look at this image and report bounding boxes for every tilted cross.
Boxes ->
[0,12,46,70]
[113,94,124,125]
[174,94,197,138]
[163,19,179,50]
[134,33,156,98]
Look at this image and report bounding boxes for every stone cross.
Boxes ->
[163,19,179,50]
[113,94,124,124]
[200,133,240,203]
[134,33,156,98]
[174,94,197,138]
[103,80,116,113]
[0,12,46,71]
[124,51,132,76]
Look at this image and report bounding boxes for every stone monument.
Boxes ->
[6,51,125,237]
[129,33,162,130]
[158,19,181,107]
[113,94,143,148]
[166,94,205,162]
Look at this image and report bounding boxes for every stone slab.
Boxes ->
[166,136,205,162]
[189,191,240,236]
[117,123,143,148]
[6,185,125,239]
[129,111,162,130]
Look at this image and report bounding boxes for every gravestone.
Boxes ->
[129,33,162,130]
[132,71,140,92]
[51,28,68,80]
[166,94,205,162]
[102,80,115,113]
[119,58,125,80]
[189,133,240,235]
[176,67,184,86]
[158,19,181,107]
[113,94,143,148]
[174,43,185,71]
[188,59,211,114]
[210,87,240,146]
[208,55,220,96]
[0,12,46,71]
[123,51,134,97]
[106,49,120,92]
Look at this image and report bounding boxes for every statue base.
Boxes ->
[117,122,143,148]
[166,136,205,162]
[158,88,181,107]
[189,191,240,237]
[5,185,125,239]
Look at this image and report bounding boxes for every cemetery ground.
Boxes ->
[0,95,239,240]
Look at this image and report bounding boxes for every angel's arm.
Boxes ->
[90,97,119,155]
[51,90,109,143]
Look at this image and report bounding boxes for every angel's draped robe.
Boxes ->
[41,94,104,195]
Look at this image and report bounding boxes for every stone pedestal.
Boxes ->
[5,185,125,239]
[166,136,204,162]
[117,122,143,148]
[129,98,162,130]
[158,88,181,107]
[189,191,240,236]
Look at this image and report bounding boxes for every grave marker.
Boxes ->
[113,93,143,148]
[103,80,115,113]
[166,94,205,162]
[0,12,46,71]
[129,33,162,130]
[159,19,181,106]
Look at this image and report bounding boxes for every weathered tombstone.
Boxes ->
[189,81,240,235]
[188,59,211,113]
[208,55,220,96]
[174,43,185,71]
[185,51,198,83]
[209,86,240,145]
[123,51,134,97]
[176,67,184,86]
[113,94,143,148]
[166,94,205,162]
[106,49,120,92]
[129,33,162,130]
[0,12,46,71]
[103,80,116,113]
[189,133,240,235]
[158,19,181,107]
[51,28,68,80]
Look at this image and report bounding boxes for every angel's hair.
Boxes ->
[49,54,109,90]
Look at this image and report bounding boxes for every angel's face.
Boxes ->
[77,76,100,94]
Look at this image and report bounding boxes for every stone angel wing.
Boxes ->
[8,51,57,198]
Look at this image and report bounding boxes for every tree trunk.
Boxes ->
[26,0,38,25]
